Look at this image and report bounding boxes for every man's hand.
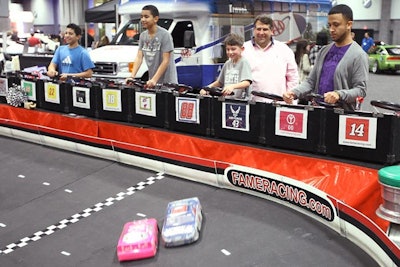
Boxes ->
[324,91,340,104]
[283,91,297,104]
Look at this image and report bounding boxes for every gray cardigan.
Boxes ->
[293,41,368,111]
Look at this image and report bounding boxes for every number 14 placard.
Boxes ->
[338,115,377,149]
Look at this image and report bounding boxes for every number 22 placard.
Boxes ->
[338,115,377,149]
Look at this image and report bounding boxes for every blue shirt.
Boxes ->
[51,45,95,74]
[318,44,351,95]
[362,37,374,52]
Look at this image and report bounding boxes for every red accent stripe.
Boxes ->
[112,140,229,169]
[331,197,400,260]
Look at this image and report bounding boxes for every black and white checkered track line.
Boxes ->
[0,172,165,255]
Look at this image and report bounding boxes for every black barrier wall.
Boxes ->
[67,81,97,117]
[264,103,327,154]
[3,75,400,165]
[213,98,265,144]
[96,82,134,123]
[168,93,212,136]
[324,109,400,164]
[131,89,170,128]
[40,81,69,113]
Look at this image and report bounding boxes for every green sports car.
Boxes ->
[368,45,400,74]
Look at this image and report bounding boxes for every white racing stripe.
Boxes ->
[221,249,231,256]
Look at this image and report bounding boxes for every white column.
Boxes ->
[378,0,391,43]
[59,0,89,28]
[0,0,9,32]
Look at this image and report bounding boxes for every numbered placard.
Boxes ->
[21,79,36,101]
[222,102,249,131]
[338,115,377,149]
[275,107,308,139]
[175,97,200,124]
[102,88,122,112]
[44,82,60,104]
[135,91,156,117]
[72,86,90,109]
[0,78,8,96]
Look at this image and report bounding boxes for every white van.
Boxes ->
[89,0,331,89]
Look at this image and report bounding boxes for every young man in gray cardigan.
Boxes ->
[283,4,368,111]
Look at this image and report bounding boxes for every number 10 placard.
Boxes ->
[338,115,377,149]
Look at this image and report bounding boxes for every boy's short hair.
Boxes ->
[66,23,82,36]
[253,14,274,29]
[328,4,353,21]
[224,33,244,47]
[142,5,159,17]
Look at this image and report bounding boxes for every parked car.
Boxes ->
[0,35,58,55]
[161,197,203,247]
[368,44,400,74]
[0,38,24,55]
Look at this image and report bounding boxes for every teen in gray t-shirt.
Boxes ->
[139,25,178,84]
[126,5,178,88]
